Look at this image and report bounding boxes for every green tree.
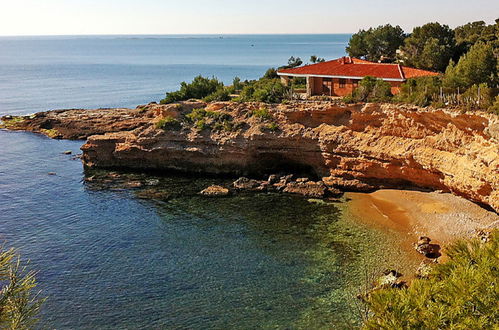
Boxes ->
[454,20,499,56]
[346,24,405,62]
[443,42,497,88]
[398,22,456,71]
[280,56,303,69]
[310,55,325,63]
[0,247,44,329]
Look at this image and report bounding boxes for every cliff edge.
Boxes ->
[78,101,498,212]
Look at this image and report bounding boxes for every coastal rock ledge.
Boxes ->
[79,101,499,212]
[3,101,497,211]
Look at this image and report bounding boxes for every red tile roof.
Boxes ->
[278,57,439,81]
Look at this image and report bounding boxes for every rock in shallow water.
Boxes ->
[200,185,230,197]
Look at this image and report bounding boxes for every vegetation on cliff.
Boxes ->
[362,231,499,329]
[0,246,44,329]
[345,18,498,113]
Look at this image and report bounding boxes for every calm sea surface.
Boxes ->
[0,35,397,328]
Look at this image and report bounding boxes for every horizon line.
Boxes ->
[0,32,356,38]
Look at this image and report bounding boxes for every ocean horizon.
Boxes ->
[0,34,350,115]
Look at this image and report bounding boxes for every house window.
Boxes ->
[339,78,346,88]
[351,79,359,88]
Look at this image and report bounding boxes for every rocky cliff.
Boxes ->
[78,101,499,212]
[3,101,498,212]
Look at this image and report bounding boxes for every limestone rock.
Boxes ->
[283,181,328,198]
[200,185,230,196]
[415,236,441,258]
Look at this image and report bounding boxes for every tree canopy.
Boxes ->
[454,20,499,55]
[398,22,456,72]
[443,42,497,88]
[346,24,405,62]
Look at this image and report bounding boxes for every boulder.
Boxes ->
[200,185,230,196]
[283,181,328,198]
[415,236,441,258]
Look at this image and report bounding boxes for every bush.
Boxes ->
[203,87,231,102]
[252,107,273,121]
[185,108,239,132]
[263,68,279,79]
[0,247,44,328]
[155,116,181,130]
[461,83,496,110]
[489,95,499,115]
[345,76,393,103]
[238,79,291,103]
[160,76,225,104]
[363,231,499,329]
[396,76,443,107]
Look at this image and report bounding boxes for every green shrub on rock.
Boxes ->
[155,116,181,130]
[362,231,499,329]
[160,76,225,104]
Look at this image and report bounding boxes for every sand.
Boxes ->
[346,189,499,262]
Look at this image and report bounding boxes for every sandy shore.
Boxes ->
[346,189,499,262]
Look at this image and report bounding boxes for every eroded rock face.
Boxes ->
[79,101,499,212]
[4,100,496,211]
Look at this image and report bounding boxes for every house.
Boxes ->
[277,56,439,97]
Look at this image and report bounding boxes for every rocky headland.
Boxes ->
[2,101,498,212]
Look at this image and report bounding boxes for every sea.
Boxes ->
[0,34,397,328]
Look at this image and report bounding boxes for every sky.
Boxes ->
[0,0,497,36]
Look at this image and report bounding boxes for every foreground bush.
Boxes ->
[363,231,499,329]
[0,247,44,328]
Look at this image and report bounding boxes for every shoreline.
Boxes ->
[345,189,498,268]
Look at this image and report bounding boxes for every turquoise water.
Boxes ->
[0,35,397,328]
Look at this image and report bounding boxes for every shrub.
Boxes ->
[461,83,496,109]
[0,247,44,328]
[396,76,443,107]
[239,79,291,103]
[363,231,499,329]
[252,107,273,121]
[160,76,225,104]
[345,76,393,103]
[264,122,279,132]
[263,68,279,79]
[203,87,231,102]
[489,95,499,115]
[155,116,181,130]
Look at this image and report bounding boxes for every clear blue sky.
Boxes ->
[0,0,497,36]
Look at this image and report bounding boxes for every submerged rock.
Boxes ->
[233,177,262,190]
[200,185,230,196]
[135,189,170,200]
